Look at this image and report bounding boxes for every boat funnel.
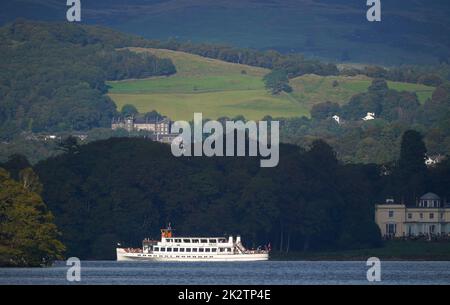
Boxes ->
[228,236,233,244]
[236,236,241,244]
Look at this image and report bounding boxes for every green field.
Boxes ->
[290,74,435,108]
[107,48,435,121]
[108,48,309,120]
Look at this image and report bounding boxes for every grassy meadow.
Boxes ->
[107,48,435,121]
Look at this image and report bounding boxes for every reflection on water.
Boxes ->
[0,261,449,285]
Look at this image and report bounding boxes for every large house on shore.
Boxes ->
[111,116,180,143]
[375,193,450,238]
[112,116,171,134]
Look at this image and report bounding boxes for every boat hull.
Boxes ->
[116,248,269,262]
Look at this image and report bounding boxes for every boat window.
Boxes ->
[154,247,159,251]
[199,248,204,252]
[186,248,191,252]
[192,248,198,252]
[168,248,173,252]
[208,239,216,243]
[227,248,232,252]
[175,239,182,243]
[205,248,211,252]
[200,239,208,243]
[161,247,166,252]
[192,239,199,243]
[173,248,179,252]
[212,248,217,252]
[218,239,226,243]
[183,239,190,243]
[180,248,185,252]
[219,248,225,252]
[166,239,172,243]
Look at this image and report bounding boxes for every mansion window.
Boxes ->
[430,213,434,219]
[386,223,396,235]
[408,213,412,219]
[388,211,394,218]
[420,213,424,219]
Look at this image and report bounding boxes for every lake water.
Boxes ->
[0,261,449,285]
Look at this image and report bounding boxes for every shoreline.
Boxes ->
[270,240,450,261]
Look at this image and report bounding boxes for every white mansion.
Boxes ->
[375,193,450,238]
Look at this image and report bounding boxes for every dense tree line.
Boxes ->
[0,20,176,140]
[341,64,450,86]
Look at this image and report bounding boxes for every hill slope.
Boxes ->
[1,0,449,65]
[108,48,310,120]
[107,48,435,120]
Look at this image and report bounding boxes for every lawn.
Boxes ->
[107,48,436,121]
[109,90,309,121]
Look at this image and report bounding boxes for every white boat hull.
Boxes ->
[116,248,269,262]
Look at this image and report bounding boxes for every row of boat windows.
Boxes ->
[138,254,215,259]
[154,247,232,253]
[165,238,227,243]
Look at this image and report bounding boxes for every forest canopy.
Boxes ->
[0,20,176,140]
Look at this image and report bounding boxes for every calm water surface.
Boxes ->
[0,261,449,285]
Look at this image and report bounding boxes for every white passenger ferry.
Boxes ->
[116,225,270,262]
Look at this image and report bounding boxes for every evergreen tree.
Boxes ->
[396,130,427,204]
